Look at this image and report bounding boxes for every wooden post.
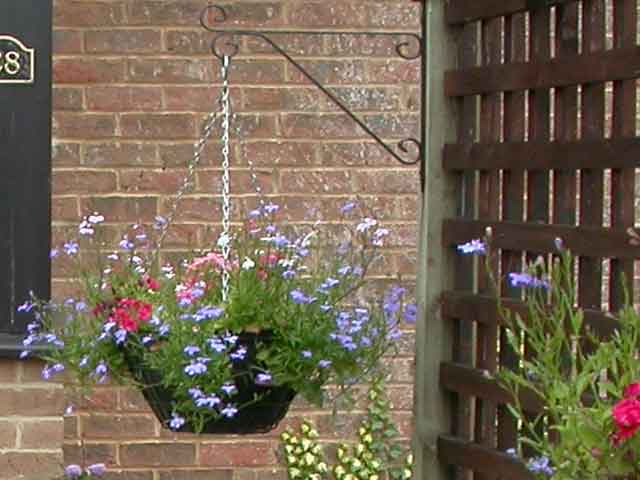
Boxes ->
[414,1,457,479]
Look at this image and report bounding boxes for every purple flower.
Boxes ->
[114,329,128,346]
[337,265,351,276]
[256,372,273,386]
[265,225,277,235]
[154,215,168,230]
[221,383,237,395]
[158,324,171,337]
[185,361,208,376]
[264,203,280,215]
[169,414,186,431]
[221,404,239,418]
[64,464,83,479]
[273,235,290,249]
[282,270,296,280]
[509,272,550,289]
[196,395,221,409]
[183,345,201,357]
[318,360,332,369]
[301,350,313,359]
[17,301,34,313]
[87,463,107,476]
[527,456,554,477]
[248,209,261,219]
[404,304,418,324]
[224,333,238,345]
[356,217,377,233]
[352,266,364,277]
[50,248,60,259]
[387,328,403,341]
[189,387,204,399]
[320,304,333,313]
[142,336,155,347]
[290,289,308,305]
[340,201,357,214]
[119,238,134,250]
[208,337,227,354]
[107,252,119,261]
[457,239,487,256]
[93,361,109,383]
[79,356,90,368]
[19,350,30,359]
[64,241,80,256]
[229,346,247,362]
[195,306,224,323]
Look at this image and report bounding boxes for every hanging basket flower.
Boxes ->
[21,203,414,434]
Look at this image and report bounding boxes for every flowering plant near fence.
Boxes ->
[22,202,414,433]
[458,234,640,479]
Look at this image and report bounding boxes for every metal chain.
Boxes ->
[220,55,232,303]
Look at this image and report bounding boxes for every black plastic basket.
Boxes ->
[126,331,296,434]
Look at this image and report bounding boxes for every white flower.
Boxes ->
[217,233,231,249]
[88,212,105,224]
[356,217,377,233]
[242,258,255,270]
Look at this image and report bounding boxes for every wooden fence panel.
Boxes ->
[426,0,640,478]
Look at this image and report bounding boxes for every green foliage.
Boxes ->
[281,377,413,480]
[482,238,640,479]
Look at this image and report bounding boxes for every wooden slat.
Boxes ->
[440,362,544,413]
[441,291,620,340]
[610,0,637,309]
[445,0,572,25]
[578,0,606,311]
[438,435,535,480]
[443,138,640,171]
[443,218,639,259]
[445,46,640,97]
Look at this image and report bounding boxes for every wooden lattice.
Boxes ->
[426,0,639,478]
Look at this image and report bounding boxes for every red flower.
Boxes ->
[612,397,640,444]
[259,254,281,268]
[625,383,640,398]
[110,299,152,332]
[143,276,160,292]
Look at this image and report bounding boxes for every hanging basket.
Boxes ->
[126,331,296,434]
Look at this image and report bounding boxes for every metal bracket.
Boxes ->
[200,5,424,178]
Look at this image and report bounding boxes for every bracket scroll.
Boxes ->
[200,5,424,176]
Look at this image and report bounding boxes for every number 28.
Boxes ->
[0,51,21,75]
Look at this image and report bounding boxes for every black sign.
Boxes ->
[0,35,35,83]
[0,0,52,352]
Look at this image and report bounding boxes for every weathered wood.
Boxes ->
[443,218,639,259]
[445,0,572,25]
[438,435,535,479]
[445,45,640,97]
[443,138,640,171]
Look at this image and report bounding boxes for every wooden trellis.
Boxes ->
[416,1,639,478]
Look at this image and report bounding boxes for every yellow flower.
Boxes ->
[406,453,414,465]
[281,432,291,441]
[317,462,328,473]
[301,439,312,451]
[362,433,373,444]
[312,445,322,455]
[289,468,301,478]
[285,445,294,454]
[304,453,316,466]
[334,466,346,477]
[403,468,412,479]
[356,444,365,455]
[286,455,297,465]
[308,428,319,438]
[301,423,311,434]
[351,459,362,470]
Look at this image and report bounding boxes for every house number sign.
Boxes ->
[0,35,35,84]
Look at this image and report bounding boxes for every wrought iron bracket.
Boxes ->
[200,5,425,186]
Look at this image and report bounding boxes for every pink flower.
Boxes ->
[612,397,640,444]
[187,252,227,272]
[625,383,640,398]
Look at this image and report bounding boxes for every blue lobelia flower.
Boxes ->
[221,404,239,418]
[183,345,201,357]
[255,372,273,386]
[221,383,237,396]
[527,456,555,477]
[169,414,186,431]
[509,272,550,290]
[184,361,208,376]
[457,239,487,256]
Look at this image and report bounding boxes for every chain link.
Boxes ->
[220,55,232,303]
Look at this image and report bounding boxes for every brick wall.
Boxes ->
[50,1,421,478]
[0,359,64,479]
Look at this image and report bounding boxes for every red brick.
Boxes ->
[239,142,315,167]
[158,142,224,168]
[21,358,49,382]
[128,2,283,27]
[0,452,62,478]
[395,249,417,276]
[120,114,196,139]
[355,170,418,195]
[86,29,162,53]
[200,442,278,467]
[196,169,275,195]
[363,113,421,139]
[279,170,354,194]
[118,387,151,412]
[164,86,223,111]
[53,171,117,195]
[82,197,158,222]
[119,169,186,194]
[317,142,398,167]
[165,30,213,55]
[52,197,79,222]
[159,471,233,480]
[0,388,65,416]
[280,114,361,139]
[54,58,127,83]
[53,29,83,53]
[128,58,214,84]
[64,415,78,439]
[369,59,421,84]
[160,196,229,222]
[0,359,19,382]
[53,141,81,166]
[243,35,323,57]
[0,421,17,448]
[325,34,403,57]
[82,414,156,438]
[101,472,154,480]
[120,443,196,467]
[54,87,84,111]
[54,1,125,26]
[22,419,64,448]
[156,223,203,248]
[64,442,117,466]
[67,388,119,411]
[286,60,368,85]
[223,60,285,85]
[288,1,420,29]
[53,113,117,139]
[83,143,159,167]
[228,114,277,139]
[87,86,163,112]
